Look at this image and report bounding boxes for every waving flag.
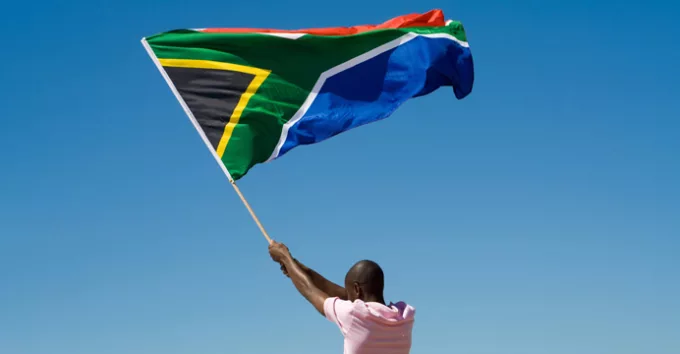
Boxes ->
[142,9,474,181]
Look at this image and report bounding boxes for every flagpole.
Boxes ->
[142,37,273,245]
[229,180,273,244]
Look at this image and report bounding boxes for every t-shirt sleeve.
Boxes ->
[323,297,354,333]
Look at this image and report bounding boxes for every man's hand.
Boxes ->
[269,241,292,264]
[268,241,291,277]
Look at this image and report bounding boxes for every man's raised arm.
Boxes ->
[269,241,329,315]
[286,259,347,300]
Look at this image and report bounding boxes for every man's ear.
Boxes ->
[353,282,362,298]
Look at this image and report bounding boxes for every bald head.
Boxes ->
[344,260,385,303]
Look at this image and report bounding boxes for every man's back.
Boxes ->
[324,297,416,354]
[267,244,411,353]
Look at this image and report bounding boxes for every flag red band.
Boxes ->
[199,9,446,35]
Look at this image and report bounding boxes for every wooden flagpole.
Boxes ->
[230,181,273,244]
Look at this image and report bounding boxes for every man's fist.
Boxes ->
[268,241,292,264]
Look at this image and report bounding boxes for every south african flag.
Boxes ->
[142,9,474,181]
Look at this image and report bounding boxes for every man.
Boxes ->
[268,241,416,354]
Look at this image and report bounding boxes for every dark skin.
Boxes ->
[269,241,386,316]
[343,259,386,305]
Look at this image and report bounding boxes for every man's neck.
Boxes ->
[363,294,385,305]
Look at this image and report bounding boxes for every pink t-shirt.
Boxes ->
[324,297,416,354]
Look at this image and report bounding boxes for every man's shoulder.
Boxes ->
[324,297,358,331]
[325,298,416,316]
[324,297,354,316]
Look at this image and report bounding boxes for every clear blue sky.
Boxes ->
[1,1,679,353]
